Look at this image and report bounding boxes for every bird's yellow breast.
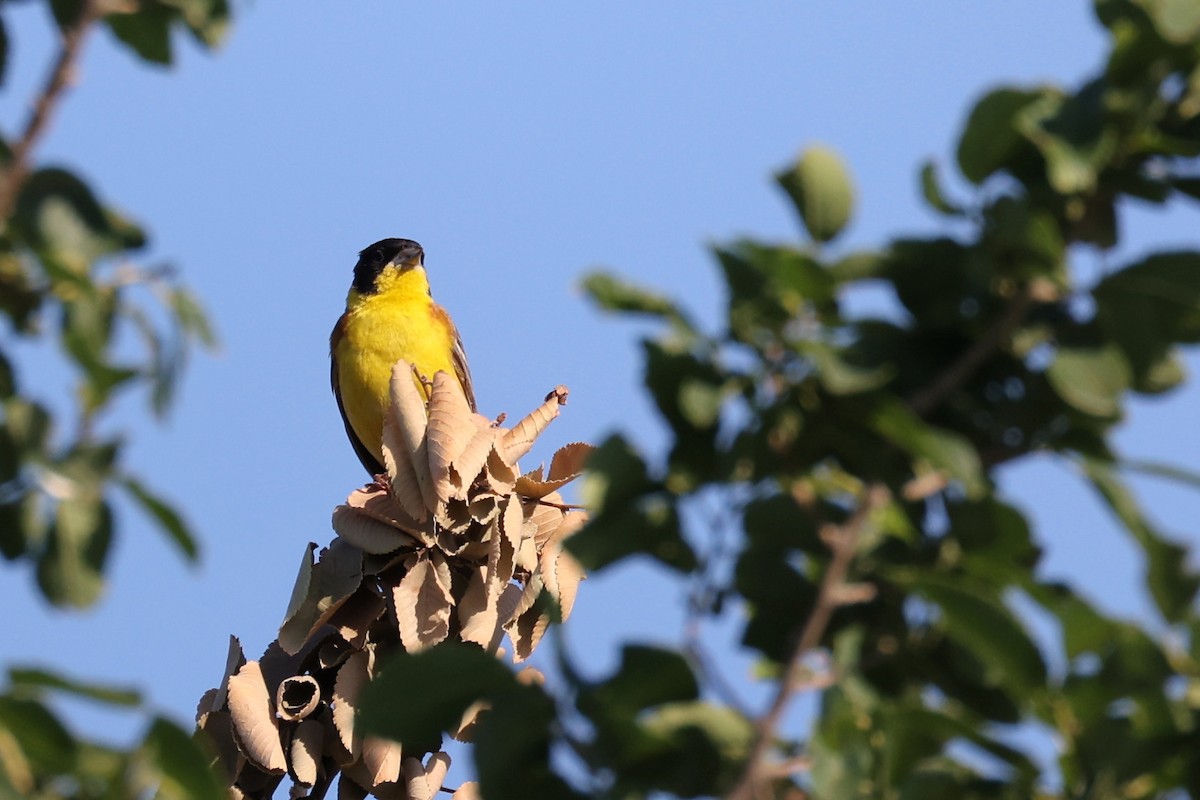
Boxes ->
[333,265,459,465]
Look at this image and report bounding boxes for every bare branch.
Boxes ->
[0,0,104,224]
[906,286,1035,418]
[724,484,888,800]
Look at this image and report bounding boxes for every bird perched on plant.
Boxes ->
[330,237,476,475]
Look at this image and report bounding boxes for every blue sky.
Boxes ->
[3,0,1198,778]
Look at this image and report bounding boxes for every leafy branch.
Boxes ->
[726,483,887,800]
[0,0,103,223]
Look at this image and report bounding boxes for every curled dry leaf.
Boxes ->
[426,371,481,502]
[197,709,245,783]
[500,385,568,464]
[289,718,324,788]
[278,538,365,656]
[332,650,370,759]
[506,605,551,664]
[387,362,438,514]
[226,660,287,774]
[276,675,321,722]
[448,425,497,500]
[326,587,387,651]
[402,751,452,800]
[451,783,480,800]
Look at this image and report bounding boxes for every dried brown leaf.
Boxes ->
[394,554,454,652]
[452,782,480,800]
[499,386,568,464]
[541,544,585,623]
[548,441,594,481]
[327,589,387,651]
[382,417,429,525]
[485,447,517,495]
[332,651,370,759]
[508,570,543,623]
[467,493,501,526]
[524,498,565,550]
[333,506,419,555]
[361,735,404,788]
[226,660,287,774]
[516,531,538,574]
[516,666,546,687]
[275,676,321,723]
[506,607,550,663]
[211,635,246,714]
[449,426,497,499]
[387,361,438,514]
[514,473,577,500]
[485,497,522,602]
[423,752,451,795]
[339,486,431,545]
[427,371,483,502]
[196,688,219,721]
[457,565,502,651]
[289,718,324,788]
[434,496,474,534]
[278,539,365,656]
[450,699,489,743]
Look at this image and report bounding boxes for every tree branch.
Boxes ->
[906,287,1035,418]
[0,0,104,224]
[724,484,888,800]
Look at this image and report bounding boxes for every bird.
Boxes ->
[330,237,476,476]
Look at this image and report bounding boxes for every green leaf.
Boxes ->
[776,145,856,243]
[1081,457,1199,621]
[1046,344,1130,418]
[634,702,755,796]
[360,642,519,750]
[956,88,1043,184]
[170,286,219,349]
[581,271,695,333]
[1016,81,1117,194]
[1093,253,1200,387]
[870,399,984,496]
[801,339,895,395]
[642,341,725,433]
[107,6,174,65]
[907,575,1047,695]
[15,168,145,271]
[742,492,821,553]
[918,160,963,216]
[579,433,653,517]
[567,493,696,573]
[473,685,582,800]
[138,716,224,800]
[0,695,77,775]
[584,645,699,717]
[8,668,140,707]
[1144,0,1200,42]
[119,475,199,562]
[35,494,113,608]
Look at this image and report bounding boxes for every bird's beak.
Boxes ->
[393,243,424,269]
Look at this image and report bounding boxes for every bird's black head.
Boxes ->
[352,238,424,295]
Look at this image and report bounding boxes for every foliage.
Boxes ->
[0,1,225,798]
[358,3,1200,799]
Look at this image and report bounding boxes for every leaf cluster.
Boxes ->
[548,3,1200,798]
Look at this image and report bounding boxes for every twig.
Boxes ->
[0,0,104,224]
[906,288,1035,418]
[724,484,888,800]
